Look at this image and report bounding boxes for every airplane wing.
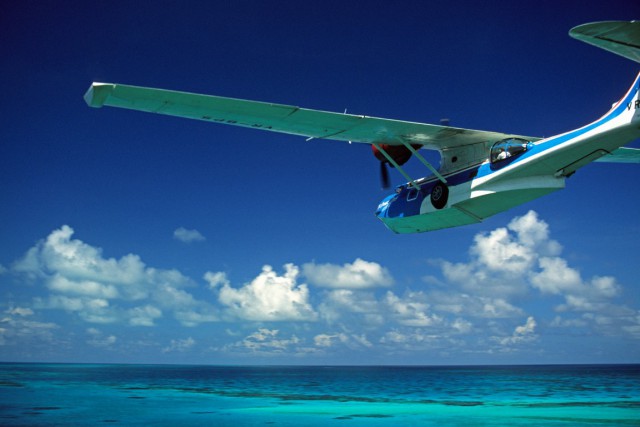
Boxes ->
[84,82,537,150]
[570,21,640,63]
[595,147,640,163]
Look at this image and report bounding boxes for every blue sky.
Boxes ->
[1,1,639,365]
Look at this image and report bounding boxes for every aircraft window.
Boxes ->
[406,188,419,201]
[491,138,530,163]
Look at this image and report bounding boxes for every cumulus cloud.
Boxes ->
[416,290,524,320]
[318,289,383,326]
[204,271,229,289]
[173,227,206,243]
[162,337,195,353]
[313,332,372,350]
[208,264,317,322]
[13,226,217,327]
[5,213,637,361]
[43,295,117,324]
[303,258,393,289]
[128,305,163,327]
[531,257,621,313]
[495,316,537,346]
[384,291,442,327]
[440,211,561,298]
[430,210,637,338]
[0,308,58,346]
[227,328,301,353]
[314,333,348,347]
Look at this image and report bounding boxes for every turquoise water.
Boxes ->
[0,364,638,426]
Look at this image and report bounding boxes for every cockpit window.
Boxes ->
[490,138,530,163]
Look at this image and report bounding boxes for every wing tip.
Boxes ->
[84,82,115,108]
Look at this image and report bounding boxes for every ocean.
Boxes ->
[0,363,638,426]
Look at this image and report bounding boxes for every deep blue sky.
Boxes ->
[1,1,639,364]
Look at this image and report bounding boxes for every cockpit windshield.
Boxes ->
[490,138,530,163]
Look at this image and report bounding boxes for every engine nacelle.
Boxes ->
[371,143,422,167]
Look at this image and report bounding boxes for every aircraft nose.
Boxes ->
[375,194,395,218]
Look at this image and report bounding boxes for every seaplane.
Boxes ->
[85,21,640,233]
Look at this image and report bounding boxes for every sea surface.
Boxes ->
[0,363,638,426]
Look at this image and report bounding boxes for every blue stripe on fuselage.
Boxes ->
[377,166,480,219]
[476,72,640,179]
[377,72,640,219]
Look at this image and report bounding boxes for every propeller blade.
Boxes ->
[380,162,390,189]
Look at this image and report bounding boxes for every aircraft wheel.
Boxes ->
[430,182,449,209]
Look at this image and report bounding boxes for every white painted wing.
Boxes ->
[570,21,640,63]
[84,82,536,149]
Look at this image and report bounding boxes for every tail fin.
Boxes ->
[570,21,640,63]
[570,21,640,125]
[609,71,640,126]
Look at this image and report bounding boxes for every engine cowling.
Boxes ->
[371,143,422,166]
[371,143,423,189]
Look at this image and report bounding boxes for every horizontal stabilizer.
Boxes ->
[570,21,640,63]
[595,147,640,164]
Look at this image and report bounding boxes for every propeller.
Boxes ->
[372,143,423,190]
[380,162,390,189]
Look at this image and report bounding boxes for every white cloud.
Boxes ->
[204,271,230,289]
[43,295,118,324]
[530,257,582,295]
[173,227,206,243]
[162,337,195,353]
[384,291,442,327]
[314,333,348,347]
[313,332,372,349]
[5,307,34,317]
[86,328,117,348]
[231,328,301,353]
[47,274,120,299]
[323,289,379,314]
[440,211,562,298]
[128,305,163,326]
[451,318,473,334]
[318,289,383,325]
[174,310,218,327]
[515,316,537,335]
[6,213,638,360]
[13,226,215,326]
[531,258,621,314]
[303,258,393,289]
[215,264,317,322]
[14,226,151,300]
[495,316,537,346]
[472,227,535,274]
[430,291,523,319]
[429,210,638,340]
[378,329,458,353]
[0,308,58,346]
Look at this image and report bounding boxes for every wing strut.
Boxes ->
[372,143,422,189]
[401,141,448,184]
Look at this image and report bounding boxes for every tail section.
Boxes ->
[570,21,640,126]
[608,71,640,126]
[570,21,640,63]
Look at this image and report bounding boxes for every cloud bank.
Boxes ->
[3,211,639,363]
